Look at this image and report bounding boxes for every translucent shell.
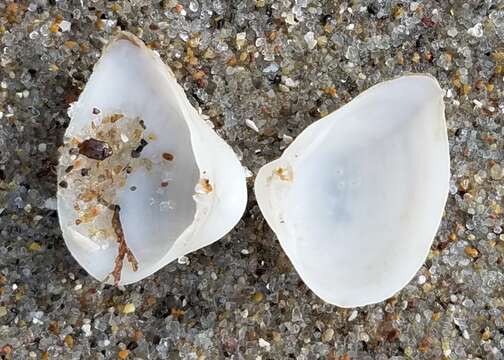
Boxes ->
[57,32,247,285]
[254,75,450,307]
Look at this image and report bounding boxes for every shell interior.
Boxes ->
[255,75,450,307]
[57,33,247,285]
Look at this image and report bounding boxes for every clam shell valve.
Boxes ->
[57,32,247,285]
[254,75,450,307]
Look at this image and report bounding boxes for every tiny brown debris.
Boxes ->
[64,334,74,349]
[118,350,130,359]
[193,70,206,80]
[418,336,432,353]
[79,190,99,202]
[326,351,338,360]
[386,328,400,341]
[48,320,60,335]
[322,87,337,97]
[78,138,113,161]
[274,167,293,181]
[252,291,264,303]
[262,127,276,137]
[81,207,100,223]
[462,83,471,95]
[377,320,400,342]
[496,240,504,253]
[6,3,25,24]
[146,295,156,306]
[475,79,486,91]
[162,152,174,161]
[64,40,78,49]
[59,180,68,188]
[108,113,124,123]
[491,50,504,64]
[6,3,19,16]
[49,21,60,33]
[421,16,436,28]
[111,205,138,285]
[160,181,169,187]
[132,329,143,343]
[227,55,237,66]
[0,344,13,356]
[481,328,492,341]
[436,240,450,251]
[170,307,186,320]
[464,246,479,259]
[200,178,213,193]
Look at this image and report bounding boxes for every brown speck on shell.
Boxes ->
[162,152,174,161]
[107,113,124,123]
[274,167,293,181]
[200,178,213,193]
[78,138,113,161]
[81,206,100,223]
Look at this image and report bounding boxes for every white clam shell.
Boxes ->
[254,75,450,307]
[57,32,247,285]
